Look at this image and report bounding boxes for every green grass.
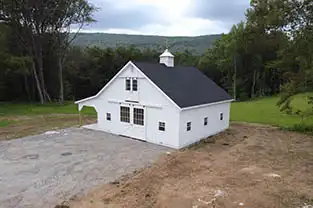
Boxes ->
[231,92,313,128]
[0,102,96,116]
[0,120,11,127]
[1,92,312,129]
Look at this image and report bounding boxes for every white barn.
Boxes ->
[75,49,233,149]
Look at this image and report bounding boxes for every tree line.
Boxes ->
[0,0,95,103]
[0,0,312,112]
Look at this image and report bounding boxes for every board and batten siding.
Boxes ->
[77,61,232,149]
[80,63,181,148]
[178,102,231,148]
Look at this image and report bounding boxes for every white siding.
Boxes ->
[77,62,232,149]
[78,63,181,148]
[178,102,231,148]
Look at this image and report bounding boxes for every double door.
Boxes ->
[120,104,145,141]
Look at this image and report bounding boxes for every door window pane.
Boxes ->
[120,106,130,123]
[134,108,144,126]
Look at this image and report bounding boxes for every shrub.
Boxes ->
[285,123,313,134]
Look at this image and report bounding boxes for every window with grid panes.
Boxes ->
[125,79,131,91]
[132,79,138,91]
[159,122,165,131]
[133,108,144,126]
[106,113,111,121]
[120,106,130,123]
[187,122,191,131]
[204,117,208,126]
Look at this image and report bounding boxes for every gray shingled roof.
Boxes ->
[133,62,232,108]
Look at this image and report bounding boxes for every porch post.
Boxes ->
[79,110,82,127]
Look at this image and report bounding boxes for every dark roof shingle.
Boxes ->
[133,62,232,108]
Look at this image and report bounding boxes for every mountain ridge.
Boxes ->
[71,33,222,54]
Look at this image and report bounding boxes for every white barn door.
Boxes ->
[130,106,146,141]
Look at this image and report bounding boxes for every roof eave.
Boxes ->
[180,99,234,111]
[74,95,97,104]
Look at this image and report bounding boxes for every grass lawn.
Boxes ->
[0,102,96,116]
[0,102,96,140]
[0,92,312,139]
[231,92,313,128]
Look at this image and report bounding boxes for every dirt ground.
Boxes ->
[0,114,95,140]
[65,123,313,208]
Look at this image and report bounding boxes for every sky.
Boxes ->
[82,0,251,36]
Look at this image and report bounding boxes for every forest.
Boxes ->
[71,33,222,54]
[0,0,312,116]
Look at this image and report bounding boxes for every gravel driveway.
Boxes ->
[0,128,171,208]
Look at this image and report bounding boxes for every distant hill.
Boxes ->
[71,33,222,54]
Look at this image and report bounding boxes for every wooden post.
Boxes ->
[79,110,82,127]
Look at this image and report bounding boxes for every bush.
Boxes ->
[285,123,313,134]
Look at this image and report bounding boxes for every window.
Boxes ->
[204,117,208,126]
[159,122,165,131]
[132,79,138,91]
[106,113,111,121]
[187,122,191,131]
[133,108,144,126]
[220,113,224,121]
[120,106,130,123]
[125,79,131,91]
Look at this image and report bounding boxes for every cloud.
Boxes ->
[82,0,250,36]
[85,0,162,30]
[188,0,250,25]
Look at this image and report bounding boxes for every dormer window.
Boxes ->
[132,79,138,91]
[125,78,131,91]
[126,78,138,91]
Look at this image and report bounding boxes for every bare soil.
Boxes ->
[0,114,95,140]
[66,123,313,208]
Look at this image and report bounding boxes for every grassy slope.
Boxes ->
[231,92,313,128]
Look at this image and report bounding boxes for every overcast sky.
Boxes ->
[82,0,250,36]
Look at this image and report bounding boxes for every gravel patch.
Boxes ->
[0,128,171,208]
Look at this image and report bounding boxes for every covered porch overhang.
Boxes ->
[75,96,98,112]
[75,97,98,127]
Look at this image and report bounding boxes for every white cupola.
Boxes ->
[159,49,174,67]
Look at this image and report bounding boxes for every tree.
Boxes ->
[49,0,96,103]
[0,0,96,103]
[0,0,56,103]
